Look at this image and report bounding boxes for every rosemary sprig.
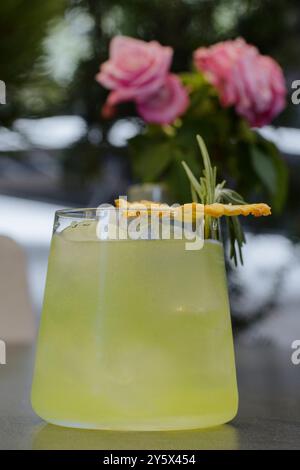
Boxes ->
[182,134,247,266]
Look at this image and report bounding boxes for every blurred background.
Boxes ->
[0,0,300,345]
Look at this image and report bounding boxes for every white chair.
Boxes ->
[0,235,35,344]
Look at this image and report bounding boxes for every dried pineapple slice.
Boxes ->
[115,199,173,218]
[204,203,271,217]
[114,199,271,219]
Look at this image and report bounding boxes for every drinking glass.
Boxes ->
[31,207,238,430]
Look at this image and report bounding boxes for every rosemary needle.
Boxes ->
[182,135,247,266]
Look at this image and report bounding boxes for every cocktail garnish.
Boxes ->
[115,199,271,218]
[115,135,271,265]
[182,135,271,265]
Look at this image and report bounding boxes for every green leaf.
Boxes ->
[218,188,246,205]
[181,161,202,199]
[196,135,215,204]
[181,134,247,266]
[251,143,288,212]
[179,72,207,89]
[129,136,173,182]
[251,146,277,195]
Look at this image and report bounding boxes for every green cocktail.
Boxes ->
[31,209,238,430]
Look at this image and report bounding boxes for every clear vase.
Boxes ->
[127,182,172,203]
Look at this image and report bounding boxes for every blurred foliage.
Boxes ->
[0,0,66,123]
[1,0,300,121]
[0,0,299,207]
[129,73,288,208]
[0,0,66,84]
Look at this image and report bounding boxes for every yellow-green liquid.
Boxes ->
[32,222,238,430]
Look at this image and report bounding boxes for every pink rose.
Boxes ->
[194,38,286,127]
[96,36,173,106]
[136,74,189,124]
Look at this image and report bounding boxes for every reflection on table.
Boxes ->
[32,423,238,450]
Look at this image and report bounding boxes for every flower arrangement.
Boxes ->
[96,36,287,209]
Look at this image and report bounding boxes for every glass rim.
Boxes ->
[55,206,182,219]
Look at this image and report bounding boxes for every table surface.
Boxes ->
[1,344,300,450]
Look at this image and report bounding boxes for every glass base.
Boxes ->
[35,411,238,431]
